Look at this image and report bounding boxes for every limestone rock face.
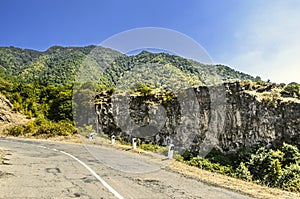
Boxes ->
[95,82,300,152]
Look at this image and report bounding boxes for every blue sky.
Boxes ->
[1,0,299,83]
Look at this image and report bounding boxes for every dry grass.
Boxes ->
[0,134,83,144]
[244,88,300,104]
[169,161,300,199]
[36,134,83,144]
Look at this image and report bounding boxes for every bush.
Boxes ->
[235,162,252,181]
[139,143,162,152]
[277,164,300,192]
[34,120,76,137]
[137,84,153,96]
[174,143,300,193]
[181,150,198,161]
[162,91,175,103]
[283,82,300,98]
[264,159,282,186]
[205,148,233,166]
[173,152,184,162]
[187,156,233,176]
[282,143,300,166]
[7,125,25,136]
[247,147,284,183]
[7,119,77,138]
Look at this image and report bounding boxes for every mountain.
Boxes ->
[0,45,123,85]
[0,46,254,88]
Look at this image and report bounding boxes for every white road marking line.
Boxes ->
[36,145,48,149]
[60,150,124,199]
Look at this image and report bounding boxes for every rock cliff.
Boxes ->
[95,82,300,154]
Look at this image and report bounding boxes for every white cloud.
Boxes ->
[224,0,300,83]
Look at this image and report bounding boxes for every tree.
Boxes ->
[284,82,300,98]
[254,76,262,82]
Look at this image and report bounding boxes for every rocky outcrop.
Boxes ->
[0,94,15,124]
[95,82,300,153]
[0,94,28,133]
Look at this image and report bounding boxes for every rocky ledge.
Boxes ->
[94,82,300,153]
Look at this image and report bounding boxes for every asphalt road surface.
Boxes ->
[0,138,253,199]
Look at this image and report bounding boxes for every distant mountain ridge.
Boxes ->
[0,46,254,88]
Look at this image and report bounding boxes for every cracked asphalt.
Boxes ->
[0,138,253,199]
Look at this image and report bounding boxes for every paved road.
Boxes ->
[0,138,253,199]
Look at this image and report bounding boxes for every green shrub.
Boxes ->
[23,120,35,134]
[34,116,48,126]
[235,162,252,181]
[283,82,300,98]
[205,148,233,166]
[277,164,300,192]
[7,119,76,138]
[173,152,184,162]
[34,120,76,137]
[181,150,198,161]
[264,159,282,186]
[187,156,233,176]
[137,84,153,96]
[139,143,162,152]
[282,143,300,166]
[187,156,209,168]
[162,91,175,103]
[173,143,300,193]
[248,147,284,183]
[7,125,25,136]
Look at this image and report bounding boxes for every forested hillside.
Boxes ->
[0,45,122,85]
[0,46,254,87]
